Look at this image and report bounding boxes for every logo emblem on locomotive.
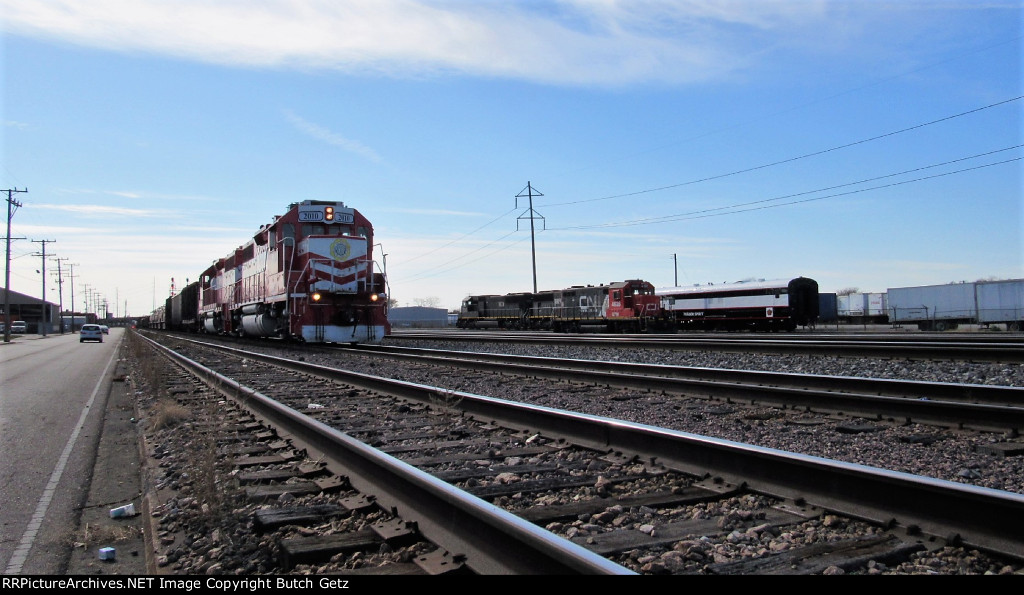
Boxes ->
[330,238,351,261]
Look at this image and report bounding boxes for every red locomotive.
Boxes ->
[162,200,390,343]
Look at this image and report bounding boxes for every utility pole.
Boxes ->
[32,239,55,336]
[82,284,92,320]
[68,264,78,331]
[515,182,545,294]
[53,257,68,333]
[673,254,678,287]
[3,187,27,343]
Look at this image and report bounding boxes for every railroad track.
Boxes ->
[342,344,1024,435]
[388,330,1024,363]
[133,332,1024,575]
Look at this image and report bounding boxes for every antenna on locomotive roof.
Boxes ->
[516,181,545,294]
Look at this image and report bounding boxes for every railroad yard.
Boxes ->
[90,328,1024,576]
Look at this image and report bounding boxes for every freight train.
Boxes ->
[152,200,390,343]
[457,277,820,333]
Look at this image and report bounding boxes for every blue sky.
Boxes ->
[1,1,1020,317]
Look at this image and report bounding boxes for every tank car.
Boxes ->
[655,277,819,331]
[192,200,389,343]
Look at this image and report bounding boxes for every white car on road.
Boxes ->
[80,324,104,343]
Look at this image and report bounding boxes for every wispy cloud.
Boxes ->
[53,188,227,203]
[29,203,170,217]
[284,109,382,162]
[0,0,886,86]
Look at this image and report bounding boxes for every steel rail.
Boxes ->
[355,344,1024,406]
[341,345,1024,433]
[389,331,1024,363]
[173,336,1024,561]
[139,334,634,575]
[396,328,1024,344]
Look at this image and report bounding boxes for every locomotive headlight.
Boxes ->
[312,292,322,302]
[370,293,379,302]
[325,207,334,221]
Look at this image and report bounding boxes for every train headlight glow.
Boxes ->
[325,207,334,221]
[312,292,322,302]
[370,293,379,302]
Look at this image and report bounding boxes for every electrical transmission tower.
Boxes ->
[516,181,545,294]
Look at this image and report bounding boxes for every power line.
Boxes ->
[391,98,1021,285]
[557,157,1020,230]
[558,36,1023,180]
[553,145,1023,230]
[401,207,517,265]
[402,233,528,283]
[396,145,1020,283]
[402,230,521,282]
[541,96,1022,208]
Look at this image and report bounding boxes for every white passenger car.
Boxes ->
[80,324,104,343]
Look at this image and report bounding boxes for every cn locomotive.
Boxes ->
[458,276,819,333]
[458,279,662,332]
[157,200,390,344]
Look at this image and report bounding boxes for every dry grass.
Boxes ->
[74,522,143,547]
[149,398,192,430]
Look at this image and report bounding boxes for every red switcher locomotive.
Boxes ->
[163,200,390,344]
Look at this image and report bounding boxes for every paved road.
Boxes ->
[0,329,124,574]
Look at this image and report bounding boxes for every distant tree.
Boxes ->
[413,297,441,308]
[836,287,859,296]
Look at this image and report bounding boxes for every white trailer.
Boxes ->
[837,292,889,324]
[976,279,1024,331]
[888,279,1024,331]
